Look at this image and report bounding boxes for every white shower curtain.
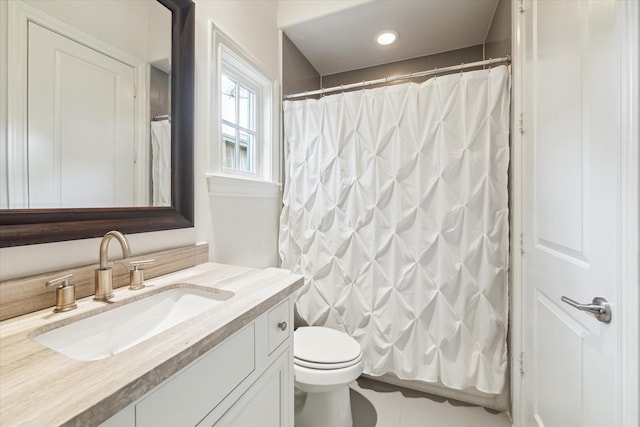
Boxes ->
[279,65,511,394]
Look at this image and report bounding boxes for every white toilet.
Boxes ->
[294,326,364,427]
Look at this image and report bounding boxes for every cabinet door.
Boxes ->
[136,324,255,427]
[209,349,290,427]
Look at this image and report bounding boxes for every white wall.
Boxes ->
[0,0,283,280]
[147,0,172,66]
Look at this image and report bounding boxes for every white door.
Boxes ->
[28,21,135,208]
[521,1,637,426]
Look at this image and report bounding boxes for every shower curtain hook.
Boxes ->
[460,62,464,77]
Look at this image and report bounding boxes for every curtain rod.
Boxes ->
[284,55,511,100]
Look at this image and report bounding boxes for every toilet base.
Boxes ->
[295,384,352,427]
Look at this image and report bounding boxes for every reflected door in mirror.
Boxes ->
[28,22,136,208]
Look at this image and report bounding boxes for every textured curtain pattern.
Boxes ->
[279,66,510,394]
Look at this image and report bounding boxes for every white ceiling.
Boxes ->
[283,0,499,76]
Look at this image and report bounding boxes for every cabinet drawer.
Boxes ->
[136,324,255,427]
[268,298,290,354]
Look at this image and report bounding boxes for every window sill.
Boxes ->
[206,173,281,198]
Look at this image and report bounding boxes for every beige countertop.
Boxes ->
[0,262,303,427]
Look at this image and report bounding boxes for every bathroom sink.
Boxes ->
[32,286,234,361]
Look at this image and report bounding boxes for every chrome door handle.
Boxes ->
[561,296,611,323]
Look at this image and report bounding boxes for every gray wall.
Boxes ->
[485,0,511,59]
[321,45,484,90]
[282,33,321,97]
[150,66,170,119]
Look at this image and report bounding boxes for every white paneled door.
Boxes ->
[28,21,135,208]
[520,1,638,427]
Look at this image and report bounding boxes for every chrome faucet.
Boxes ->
[95,231,130,301]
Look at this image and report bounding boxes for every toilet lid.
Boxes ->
[294,326,361,365]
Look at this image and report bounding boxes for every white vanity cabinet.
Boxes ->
[101,297,293,427]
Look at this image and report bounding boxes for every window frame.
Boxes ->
[211,26,275,182]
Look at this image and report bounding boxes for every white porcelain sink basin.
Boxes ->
[33,286,233,361]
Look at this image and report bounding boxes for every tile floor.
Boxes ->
[350,377,512,427]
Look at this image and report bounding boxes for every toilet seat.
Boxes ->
[294,352,362,370]
[294,326,361,370]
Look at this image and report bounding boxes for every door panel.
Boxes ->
[535,293,584,426]
[534,0,584,254]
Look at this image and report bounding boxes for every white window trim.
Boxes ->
[210,24,279,185]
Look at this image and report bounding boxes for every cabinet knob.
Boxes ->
[277,321,287,331]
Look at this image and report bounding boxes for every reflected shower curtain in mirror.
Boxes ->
[151,119,171,206]
[279,65,511,393]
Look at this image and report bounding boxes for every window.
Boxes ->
[212,26,275,181]
[221,74,256,172]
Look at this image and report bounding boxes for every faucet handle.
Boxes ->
[129,259,154,290]
[129,259,155,269]
[46,273,73,288]
[45,273,77,313]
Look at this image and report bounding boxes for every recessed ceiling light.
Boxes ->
[376,30,398,46]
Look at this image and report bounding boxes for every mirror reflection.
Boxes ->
[8,0,171,208]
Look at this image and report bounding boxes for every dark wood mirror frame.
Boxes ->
[0,0,195,248]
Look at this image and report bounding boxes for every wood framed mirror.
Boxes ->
[0,0,194,247]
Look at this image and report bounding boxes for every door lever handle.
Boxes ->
[561,296,611,323]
